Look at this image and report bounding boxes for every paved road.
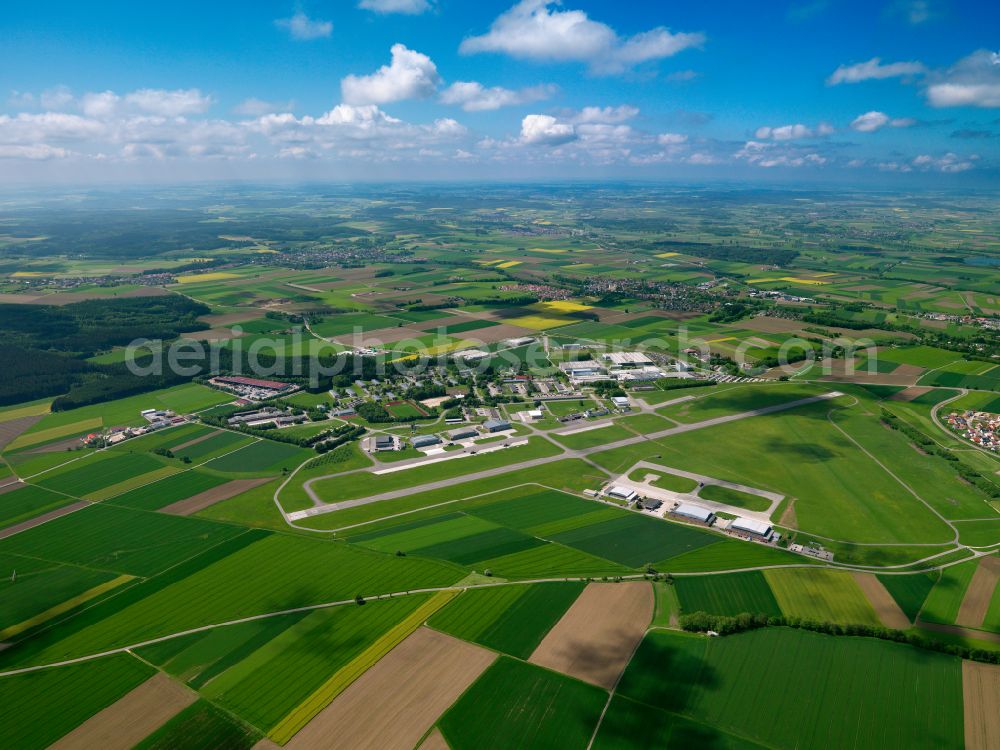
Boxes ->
[294,392,842,518]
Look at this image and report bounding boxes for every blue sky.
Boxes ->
[2,0,998,184]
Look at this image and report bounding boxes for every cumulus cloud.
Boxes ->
[0,143,70,160]
[850,111,915,132]
[275,12,333,40]
[925,50,1000,108]
[520,114,577,145]
[358,0,432,14]
[459,0,703,75]
[341,44,440,105]
[912,152,977,172]
[735,140,827,168]
[827,57,926,85]
[439,81,555,111]
[754,122,833,140]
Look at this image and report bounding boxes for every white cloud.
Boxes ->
[234,98,294,116]
[754,122,833,140]
[358,0,432,14]
[657,133,688,145]
[0,112,106,143]
[850,111,888,132]
[735,140,827,168]
[275,12,333,40]
[925,50,1000,108]
[827,57,926,85]
[912,152,977,172]
[81,91,121,118]
[520,114,576,145]
[850,111,915,132]
[459,0,703,75]
[574,105,638,123]
[439,81,555,111]
[341,44,440,105]
[124,89,212,116]
[0,143,70,160]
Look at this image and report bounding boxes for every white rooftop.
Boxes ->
[607,485,638,499]
[673,503,715,522]
[731,517,773,535]
[603,352,654,366]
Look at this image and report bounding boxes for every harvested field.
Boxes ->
[283,628,494,750]
[852,572,911,629]
[0,415,44,451]
[819,360,923,386]
[889,386,934,402]
[732,316,807,334]
[963,660,1000,750]
[160,477,273,516]
[0,500,89,540]
[528,581,653,688]
[0,480,24,495]
[956,555,1000,629]
[183,328,244,341]
[49,673,196,750]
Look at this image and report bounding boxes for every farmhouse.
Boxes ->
[730,517,775,541]
[670,503,716,526]
[448,427,478,441]
[483,419,511,433]
[411,434,442,449]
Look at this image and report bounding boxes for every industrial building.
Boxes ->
[448,427,478,441]
[670,503,716,526]
[372,435,396,452]
[602,352,654,368]
[411,434,442,449]
[605,485,638,502]
[611,396,630,409]
[483,419,511,433]
[730,517,775,541]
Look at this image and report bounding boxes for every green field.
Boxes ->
[617,628,964,750]
[133,700,260,750]
[205,439,310,474]
[0,484,76,529]
[551,514,721,568]
[674,571,782,618]
[0,654,154,749]
[16,532,463,664]
[696,484,771,512]
[764,569,880,626]
[36,451,165,498]
[427,582,584,658]
[438,656,608,750]
[877,573,937,622]
[111,469,228,510]
[919,558,980,624]
[0,503,242,576]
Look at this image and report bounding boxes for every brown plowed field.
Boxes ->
[528,581,653,689]
[49,672,195,750]
[160,477,272,516]
[963,660,1000,750]
[956,555,1000,629]
[852,572,911,629]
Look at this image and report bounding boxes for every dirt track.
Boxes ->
[48,672,195,750]
[283,627,494,750]
[963,660,1000,750]
[528,581,653,689]
[160,478,272,516]
[956,555,1000,629]
[852,572,910,629]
